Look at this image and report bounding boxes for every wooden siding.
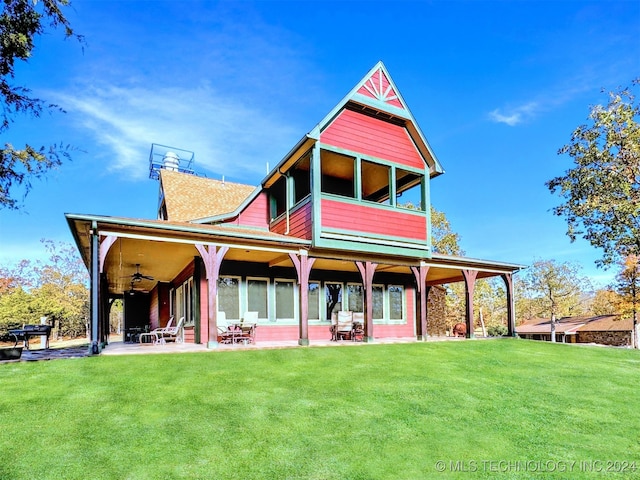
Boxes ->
[149,282,171,331]
[321,109,424,169]
[270,200,312,239]
[149,285,159,330]
[184,326,196,343]
[221,191,269,228]
[321,198,427,241]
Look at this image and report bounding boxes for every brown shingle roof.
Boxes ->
[576,315,633,332]
[516,315,634,334]
[159,169,256,222]
[516,317,585,334]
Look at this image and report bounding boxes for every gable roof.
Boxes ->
[262,61,445,187]
[313,61,445,176]
[516,315,633,334]
[576,315,633,332]
[160,169,256,222]
[516,317,586,335]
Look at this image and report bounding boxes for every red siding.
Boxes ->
[270,201,312,239]
[321,198,427,241]
[235,191,269,228]
[321,109,423,169]
[184,326,196,343]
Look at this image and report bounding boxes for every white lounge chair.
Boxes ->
[157,316,184,343]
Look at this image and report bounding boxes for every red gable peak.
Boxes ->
[356,66,404,109]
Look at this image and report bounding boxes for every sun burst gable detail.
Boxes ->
[357,67,404,109]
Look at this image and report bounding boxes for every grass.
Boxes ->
[0,339,638,479]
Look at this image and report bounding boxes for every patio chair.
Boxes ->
[352,312,365,342]
[242,311,258,324]
[157,316,184,343]
[330,312,338,340]
[239,323,257,344]
[335,311,354,341]
[148,316,173,341]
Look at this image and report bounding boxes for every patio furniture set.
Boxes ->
[330,311,364,342]
[217,311,258,345]
[139,317,185,345]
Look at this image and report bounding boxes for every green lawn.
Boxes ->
[1,339,638,479]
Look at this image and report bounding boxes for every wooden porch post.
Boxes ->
[89,221,100,354]
[411,264,430,341]
[195,244,229,348]
[462,269,478,339]
[501,273,516,337]
[289,251,316,346]
[355,261,378,343]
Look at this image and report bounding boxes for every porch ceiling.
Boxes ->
[67,214,524,296]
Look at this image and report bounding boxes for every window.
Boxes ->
[321,150,355,198]
[325,283,343,321]
[347,284,363,313]
[372,285,384,319]
[291,153,311,204]
[275,280,295,320]
[270,176,287,219]
[247,278,268,319]
[172,277,194,326]
[308,282,320,321]
[218,277,240,321]
[361,160,391,204]
[395,168,424,210]
[389,285,404,320]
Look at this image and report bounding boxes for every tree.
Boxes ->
[589,288,620,316]
[0,0,82,209]
[431,206,464,256]
[0,239,88,338]
[522,259,591,342]
[614,254,639,348]
[547,79,640,268]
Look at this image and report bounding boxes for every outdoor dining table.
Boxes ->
[220,324,253,344]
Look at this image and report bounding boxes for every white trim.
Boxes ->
[321,231,431,251]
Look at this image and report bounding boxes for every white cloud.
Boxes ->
[488,101,540,126]
[55,83,299,182]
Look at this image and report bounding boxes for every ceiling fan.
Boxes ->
[129,264,154,283]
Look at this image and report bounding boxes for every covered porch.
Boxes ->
[67,214,523,354]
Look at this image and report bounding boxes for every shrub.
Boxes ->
[487,324,508,337]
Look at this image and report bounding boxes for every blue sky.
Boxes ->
[0,0,638,288]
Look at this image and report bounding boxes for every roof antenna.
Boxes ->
[266,162,270,174]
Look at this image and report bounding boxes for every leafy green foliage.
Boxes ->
[430,205,464,255]
[614,255,639,347]
[547,79,640,267]
[0,0,82,209]
[486,324,508,336]
[519,259,591,320]
[0,240,88,337]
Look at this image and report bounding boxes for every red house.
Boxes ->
[67,62,523,353]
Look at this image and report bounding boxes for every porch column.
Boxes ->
[195,244,229,348]
[501,273,516,337]
[411,264,430,341]
[462,269,478,339]
[89,221,100,355]
[355,261,378,343]
[289,251,316,346]
[98,236,117,349]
